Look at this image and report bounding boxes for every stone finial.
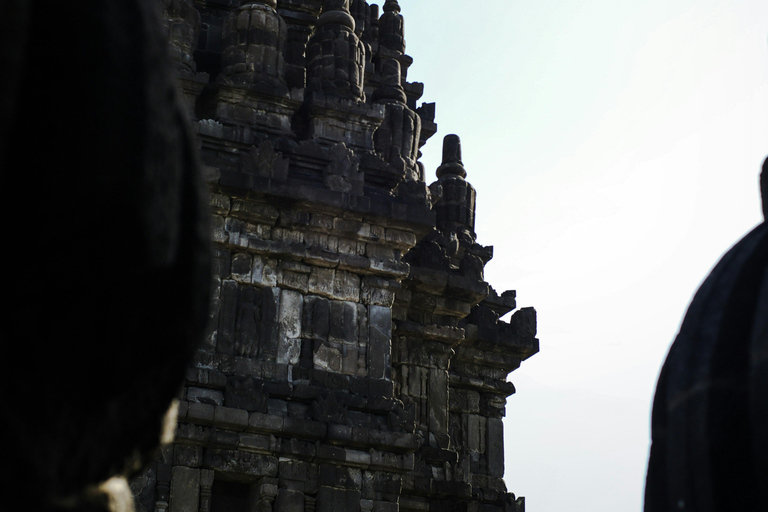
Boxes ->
[383,0,401,13]
[433,134,476,237]
[318,0,356,31]
[307,0,366,99]
[220,0,287,90]
[162,0,201,73]
[350,0,369,38]
[372,59,406,103]
[437,134,467,179]
[372,59,421,178]
[379,0,404,53]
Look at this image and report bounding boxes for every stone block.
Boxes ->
[428,369,449,439]
[225,217,247,247]
[277,289,303,364]
[211,214,228,243]
[225,376,268,412]
[249,412,284,433]
[329,301,358,344]
[319,464,362,488]
[212,247,232,279]
[339,253,370,272]
[357,302,369,345]
[272,227,304,244]
[251,255,265,285]
[487,418,504,478]
[177,400,189,422]
[170,466,200,512]
[187,387,224,406]
[314,340,342,373]
[214,406,250,431]
[373,501,398,512]
[210,193,231,215]
[252,477,279,500]
[187,402,215,425]
[231,253,253,282]
[217,280,239,355]
[175,423,211,444]
[210,429,240,449]
[276,489,305,512]
[287,401,309,418]
[367,306,391,380]
[279,459,310,482]
[258,287,281,359]
[230,200,279,224]
[234,285,260,358]
[239,433,273,454]
[305,246,340,268]
[283,417,327,439]
[203,449,278,478]
[384,228,417,247]
[302,295,330,340]
[173,445,203,468]
[283,261,312,273]
[467,415,486,453]
[309,267,336,297]
[361,279,395,307]
[186,368,228,389]
[253,257,279,287]
[328,424,353,443]
[311,213,334,231]
[341,344,359,376]
[278,269,310,293]
[282,438,318,460]
[345,450,371,468]
[369,258,409,278]
[317,486,362,512]
[332,271,361,301]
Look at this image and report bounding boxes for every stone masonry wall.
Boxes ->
[131,2,539,512]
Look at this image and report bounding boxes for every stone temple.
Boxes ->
[131,1,540,511]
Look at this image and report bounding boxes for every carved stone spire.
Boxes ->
[367,3,380,47]
[162,0,201,74]
[434,134,477,239]
[220,0,287,91]
[306,0,367,100]
[437,134,467,179]
[350,0,369,39]
[373,59,421,180]
[372,58,406,104]
[379,0,404,54]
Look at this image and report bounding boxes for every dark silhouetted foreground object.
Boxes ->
[1,1,212,510]
[645,160,768,511]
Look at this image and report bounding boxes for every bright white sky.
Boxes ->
[370,1,768,510]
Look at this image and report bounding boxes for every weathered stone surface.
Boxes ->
[174,445,204,468]
[204,449,278,477]
[154,5,540,512]
[170,467,200,512]
[368,305,392,380]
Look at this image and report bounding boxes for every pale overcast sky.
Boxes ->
[371,1,768,510]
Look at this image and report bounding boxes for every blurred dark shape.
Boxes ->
[645,159,768,511]
[1,1,212,510]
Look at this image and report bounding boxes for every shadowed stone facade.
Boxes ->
[133,1,539,511]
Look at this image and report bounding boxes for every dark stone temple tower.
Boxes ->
[132,1,540,511]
